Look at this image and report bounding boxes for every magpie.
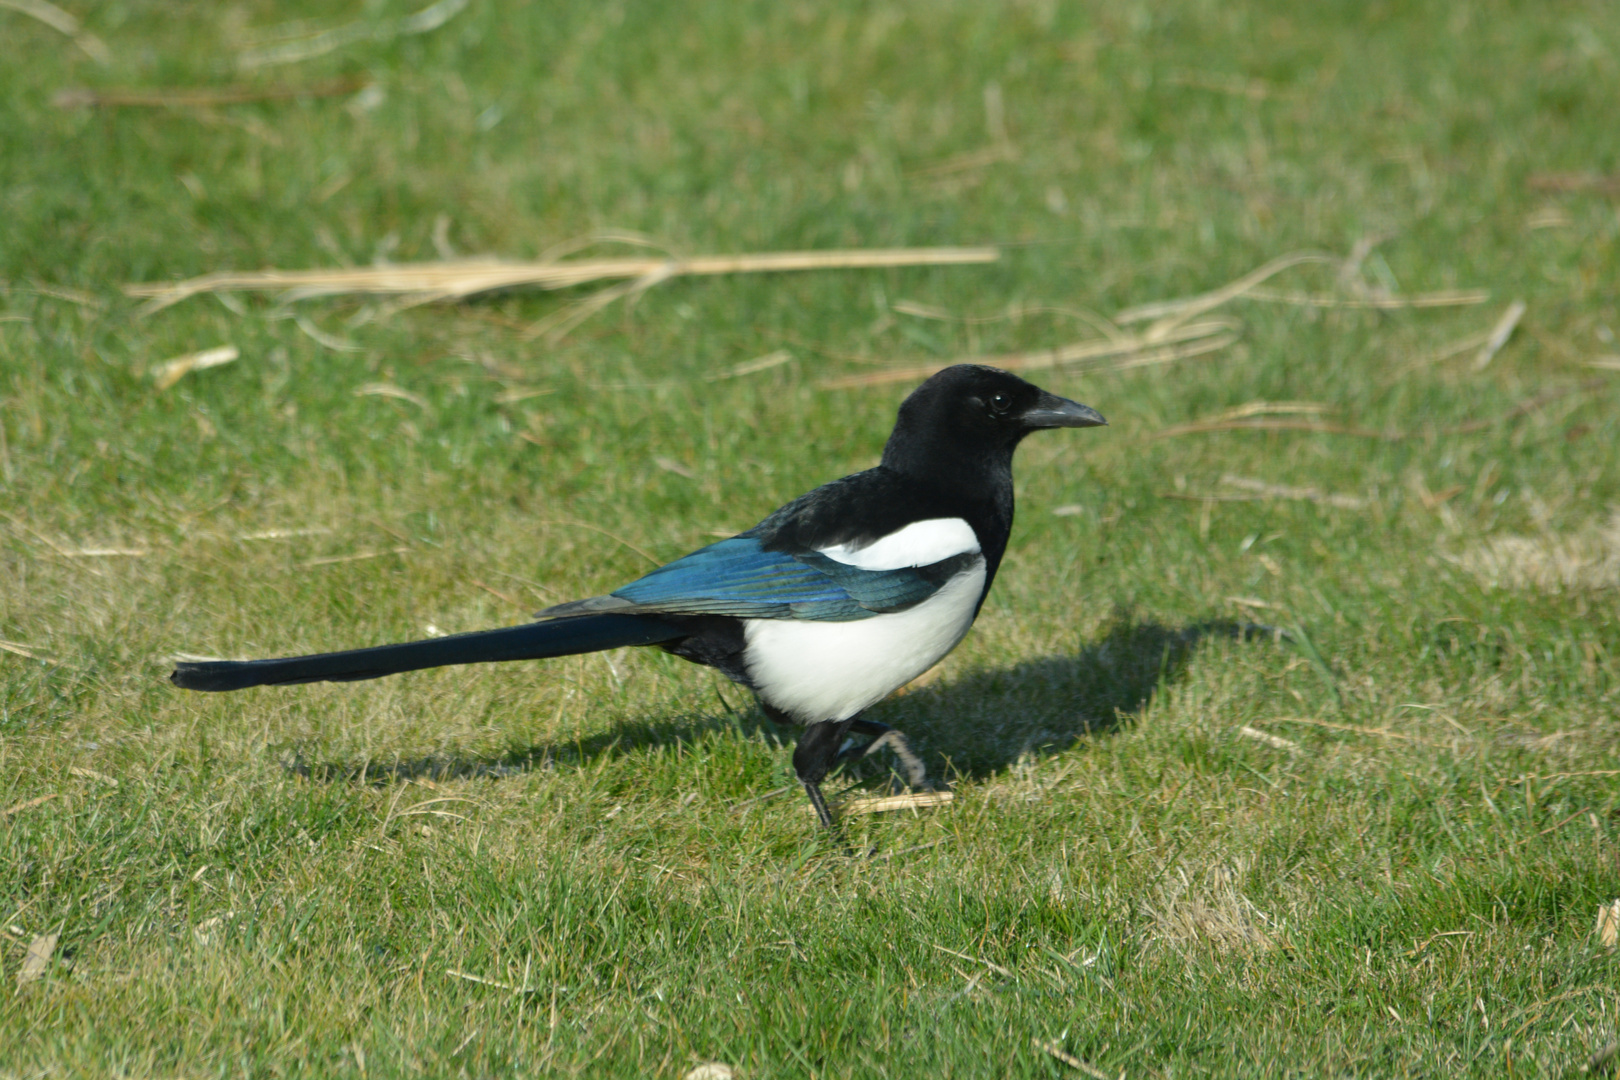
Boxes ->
[172,365,1106,829]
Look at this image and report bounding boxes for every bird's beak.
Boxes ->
[1023,392,1107,429]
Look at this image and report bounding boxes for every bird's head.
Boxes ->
[881,365,1106,478]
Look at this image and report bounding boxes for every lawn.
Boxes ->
[2,1,1618,1076]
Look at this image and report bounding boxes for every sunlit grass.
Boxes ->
[2,1,1618,1076]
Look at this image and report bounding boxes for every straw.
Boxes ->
[54,77,366,109]
[1,0,109,62]
[125,246,1002,317]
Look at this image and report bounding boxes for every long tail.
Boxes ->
[171,614,684,692]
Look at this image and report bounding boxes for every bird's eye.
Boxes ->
[988,392,1012,415]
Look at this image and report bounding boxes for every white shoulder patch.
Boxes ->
[818,517,980,571]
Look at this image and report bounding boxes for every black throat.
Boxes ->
[876,400,1022,586]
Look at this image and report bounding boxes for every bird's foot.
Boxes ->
[800,780,863,856]
[835,722,932,791]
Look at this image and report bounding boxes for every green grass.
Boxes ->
[4,1,1619,1076]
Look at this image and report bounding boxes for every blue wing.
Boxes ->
[608,535,970,622]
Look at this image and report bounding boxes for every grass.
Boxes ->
[3,0,1619,1075]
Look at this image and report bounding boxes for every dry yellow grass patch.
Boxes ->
[1451,509,1620,594]
[1145,860,1280,952]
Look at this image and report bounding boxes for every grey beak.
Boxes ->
[1023,393,1107,429]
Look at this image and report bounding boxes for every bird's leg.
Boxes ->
[801,778,837,833]
[835,717,932,791]
[792,717,857,831]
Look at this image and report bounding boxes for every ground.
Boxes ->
[2,1,1618,1076]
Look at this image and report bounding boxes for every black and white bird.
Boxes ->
[172,365,1106,829]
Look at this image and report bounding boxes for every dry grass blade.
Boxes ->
[523,262,677,342]
[1264,717,1437,745]
[1168,70,1281,101]
[1,514,90,568]
[1238,726,1300,751]
[655,456,696,479]
[20,283,103,308]
[891,298,958,320]
[53,77,366,109]
[125,246,1000,317]
[444,969,539,993]
[0,0,109,62]
[1472,299,1526,371]
[150,344,238,391]
[0,0,75,33]
[355,383,430,409]
[535,519,662,566]
[707,349,794,381]
[910,81,1017,177]
[0,515,145,563]
[1101,332,1237,374]
[1115,249,1487,343]
[1527,172,1620,196]
[237,527,332,541]
[2,793,60,817]
[1597,903,1620,950]
[1406,930,1475,957]
[1182,474,1368,510]
[491,386,554,404]
[836,247,1484,390]
[1154,417,1393,440]
[834,791,955,816]
[1219,401,1332,420]
[820,320,1233,389]
[383,795,478,831]
[867,838,946,863]
[17,933,57,985]
[300,547,409,568]
[1114,251,1340,328]
[1526,205,1573,230]
[910,142,1018,178]
[1399,329,1495,373]
[1231,286,1490,310]
[237,0,468,69]
[1440,379,1605,436]
[729,785,793,811]
[1155,380,1601,441]
[1032,1039,1114,1080]
[931,943,1013,977]
[469,578,525,609]
[891,300,1131,348]
[69,765,118,785]
[294,314,360,352]
[682,1065,737,1080]
[0,639,57,662]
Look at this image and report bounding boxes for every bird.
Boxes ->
[172,364,1106,830]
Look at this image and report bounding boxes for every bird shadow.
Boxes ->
[870,616,1275,783]
[281,708,784,786]
[282,615,1276,788]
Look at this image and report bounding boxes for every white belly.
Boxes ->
[742,558,987,723]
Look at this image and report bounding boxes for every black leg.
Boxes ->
[792,717,857,831]
[801,778,837,832]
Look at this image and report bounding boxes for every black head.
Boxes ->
[880,365,1105,480]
